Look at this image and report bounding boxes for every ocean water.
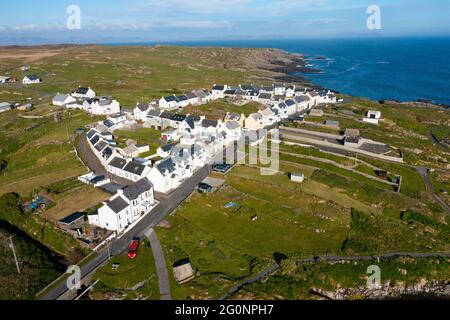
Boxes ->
[113,37,450,105]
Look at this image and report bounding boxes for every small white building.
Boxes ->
[290,173,305,183]
[53,93,76,107]
[22,75,42,84]
[159,96,179,109]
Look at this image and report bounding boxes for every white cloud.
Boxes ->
[12,24,36,31]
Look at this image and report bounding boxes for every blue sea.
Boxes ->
[113,37,450,105]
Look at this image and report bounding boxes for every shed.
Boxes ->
[173,259,195,284]
[290,173,305,183]
[58,212,86,230]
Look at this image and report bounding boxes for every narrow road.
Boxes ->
[221,252,450,300]
[415,166,450,214]
[145,228,172,300]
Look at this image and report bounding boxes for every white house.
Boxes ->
[53,93,76,107]
[285,99,297,116]
[211,85,228,100]
[274,84,286,96]
[134,103,152,121]
[161,129,180,142]
[259,108,276,126]
[84,98,121,115]
[176,95,190,108]
[257,93,273,105]
[307,91,319,106]
[318,90,337,104]
[245,112,265,130]
[22,75,42,84]
[294,95,310,112]
[363,110,382,125]
[72,87,96,99]
[88,178,155,232]
[147,158,179,193]
[192,89,212,104]
[159,96,179,109]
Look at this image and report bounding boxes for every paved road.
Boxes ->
[415,166,450,214]
[78,135,135,186]
[41,165,211,300]
[221,252,450,300]
[145,228,172,300]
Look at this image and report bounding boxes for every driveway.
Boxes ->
[145,228,171,300]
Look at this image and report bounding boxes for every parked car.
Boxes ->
[197,183,213,194]
[212,163,232,173]
[128,238,140,259]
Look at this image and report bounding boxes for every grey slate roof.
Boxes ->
[123,161,146,176]
[212,85,225,91]
[87,129,98,139]
[95,141,107,152]
[90,135,100,146]
[107,196,129,213]
[201,119,218,128]
[75,87,90,95]
[156,158,176,174]
[122,178,153,201]
[171,114,187,122]
[160,111,175,119]
[109,157,127,169]
[258,93,272,100]
[285,99,296,106]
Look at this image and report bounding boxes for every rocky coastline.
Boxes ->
[312,280,450,300]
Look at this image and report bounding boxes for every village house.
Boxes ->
[191,89,212,104]
[185,92,200,106]
[147,158,180,193]
[243,90,259,101]
[285,99,298,116]
[294,95,310,112]
[257,92,273,105]
[157,144,176,158]
[88,178,155,233]
[72,87,96,99]
[133,103,153,121]
[211,84,228,100]
[259,108,276,126]
[285,85,296,98]
[225,121,242,142]
[22,75,42,84]
[119,145,140,159]
[224,112,246,127]
[363,110,382,124]
[52,93,76,107]
[274,84,286,96]
[176,95,190,108]
[159,95,179,109]
[84,97,121,115]
[260,85,274,94]
[161,129,180,142]
[307,91,320,106]
[245,112,265,130]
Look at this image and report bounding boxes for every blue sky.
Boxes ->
[1,0,450,44]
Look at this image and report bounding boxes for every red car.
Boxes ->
[128,238,140,259]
